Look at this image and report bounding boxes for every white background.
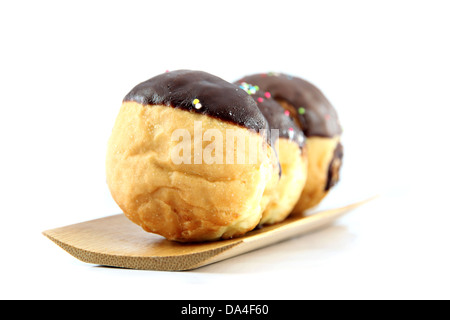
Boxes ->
[1,0,449,300]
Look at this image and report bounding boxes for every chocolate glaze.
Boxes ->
[124,70,271,143]
[325,142,344,191]
[235,73,342,138]
[240,88,306,149]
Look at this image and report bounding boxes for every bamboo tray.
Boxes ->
[43,196,376,271]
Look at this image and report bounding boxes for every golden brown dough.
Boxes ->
[259,138,307,225]
[106,102,277,242]
[292,137,341,213]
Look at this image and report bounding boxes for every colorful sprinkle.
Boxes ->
[264,91,271,98]
[257,97,264,103]
[288,127,294,139]
[239,82,260,95]
[192,98,202,109]
[298,107,306,115]
[284,110,290,116]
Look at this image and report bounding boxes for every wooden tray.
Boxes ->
[43,197,376,271]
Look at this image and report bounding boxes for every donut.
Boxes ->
[235,73,344,213]
[237,82,308,225]
[106,70,278,242]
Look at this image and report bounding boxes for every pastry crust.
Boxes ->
[260,138,307,225]
[106,102,276,241]
[292,136,341,213]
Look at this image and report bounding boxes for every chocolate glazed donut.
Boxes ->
[235,73,343,213]
[237,82,308,225]
[106,70,279,241]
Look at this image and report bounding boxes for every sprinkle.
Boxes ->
[284,110,290,116]
[257,97,264,103]
[264,91,271,98]
[192,98,202,109]
[288,127,294,139]
[298,107,306,115]
[239,82,260,95]
[239,82,249,90]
